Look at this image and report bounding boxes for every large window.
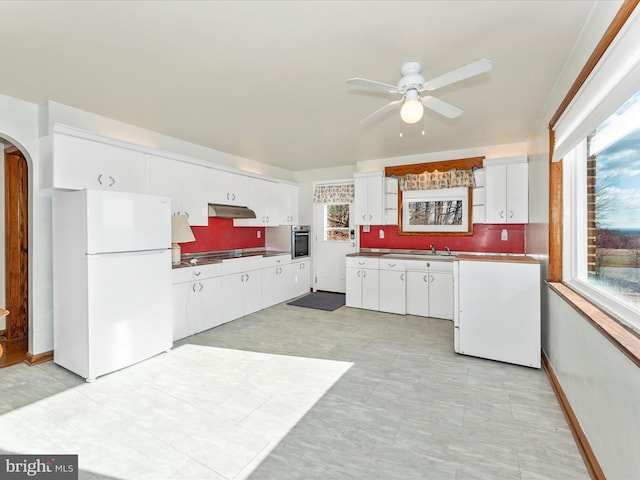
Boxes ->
[564,88,640,332]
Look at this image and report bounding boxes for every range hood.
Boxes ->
[207,203,256,219]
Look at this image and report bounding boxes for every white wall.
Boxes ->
[525,1,640,477]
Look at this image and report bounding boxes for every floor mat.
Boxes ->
[287,291,346,311]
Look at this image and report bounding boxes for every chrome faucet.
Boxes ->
[430,243,436,255]
[445,246,452,256]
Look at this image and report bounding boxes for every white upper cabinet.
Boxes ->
[354,171,384,225]
[147,154,208,226]
[234,177,280,227]
[47,133,147,193]
[207,169,249,206]
[280,183,299,225]
[484,157,528,224]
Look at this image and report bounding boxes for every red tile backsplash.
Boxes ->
[359,224,525,253]
[179,217,265,254]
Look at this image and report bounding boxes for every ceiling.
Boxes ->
[0,1,596,172]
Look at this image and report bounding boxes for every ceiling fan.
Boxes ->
[347,58,492,126]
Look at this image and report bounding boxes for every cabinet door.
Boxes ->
[406,271,429,317]
[353,176,369,225]
[292,260,310,297]
[222,273,245,323]
[172,282,195,341]
[208,169,249,206]
[196,277,223,332]
[429,272,454,320]
[243,269,263,315]
[262,265,282,309]
[484,164,507,223]
[234,178,280,227]
[361,267,379,311]
[366,176,384,225]
[506,162,528,223]
[148,155,207,226]
[53,134,146,192]
[379,270,406,315]
[281,184,299,225]
[345,268,362,308]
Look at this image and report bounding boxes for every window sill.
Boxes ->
[547,281,640,368]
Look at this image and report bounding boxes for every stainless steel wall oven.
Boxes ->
[291,225,310,259]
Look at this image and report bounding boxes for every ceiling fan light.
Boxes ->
[400,99,424,124]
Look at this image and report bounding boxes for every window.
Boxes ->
[324,204,350,241]
[564,88,640,332]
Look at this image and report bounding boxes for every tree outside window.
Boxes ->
[324,204,349,241]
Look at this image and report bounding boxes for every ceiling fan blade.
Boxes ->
[422,58,492,91]
[347,77,402,94]
[359,99,403,125]
[422,96,463,119]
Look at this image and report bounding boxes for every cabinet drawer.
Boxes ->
[262,255,292,268]
[346,256,379,269]
[172,263,222,284]
[222,256,264,275]
[405,259,453,273]
[378,259,405,271]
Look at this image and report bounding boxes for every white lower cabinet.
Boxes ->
[292,259,311,297]
[346,257,379,310]
[171,264,223,341]
[406,260,454,320]
[378,259,406,314]
[222,257,263,323]
[262,255,293,308]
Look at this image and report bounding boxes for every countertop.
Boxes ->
[347,249,538,264]
[173,248,290,269]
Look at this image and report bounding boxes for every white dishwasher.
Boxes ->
[454,255,541,368]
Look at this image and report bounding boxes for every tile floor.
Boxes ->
[0,302,589,480]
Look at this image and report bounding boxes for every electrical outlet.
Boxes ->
[363,225,370,233]
[257,230,261,239]
[501,229,508,241]
[379,229,385,239]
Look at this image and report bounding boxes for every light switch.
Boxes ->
[257,230,261,238]
[501,229,508,241]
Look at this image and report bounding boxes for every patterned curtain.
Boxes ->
[313,184,355,203]
[398,168,476,191]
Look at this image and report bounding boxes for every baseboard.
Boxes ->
[542,351,605,480]
[25,350,53,366]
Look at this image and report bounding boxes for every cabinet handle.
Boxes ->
[362,270,367,278]
[192,283,197,292]
[227,193,230,200]
[194,271,201,276]
[198,282,204,292]
[430,274,434,283]
[508,210,514,218]
[357,270,361,278]
[266,216,270,223]
[423,274,428,283]
[276,259,281,263]
[362,214,367,221]
[388,263,396,268]
[184,211,190,219]
[232,193,236,201]
[97,174,103,185]
[109,176,116,187]
[358,261,365,266]
[369,214,372,221]
[300,263,305,269]
[500,210,505,219]
[400,273,405,281]
[245,273,250,281]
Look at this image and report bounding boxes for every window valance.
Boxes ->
[313,183,354,203]
[398,168,476,191]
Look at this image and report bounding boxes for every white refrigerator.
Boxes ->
[52,189,173,381]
